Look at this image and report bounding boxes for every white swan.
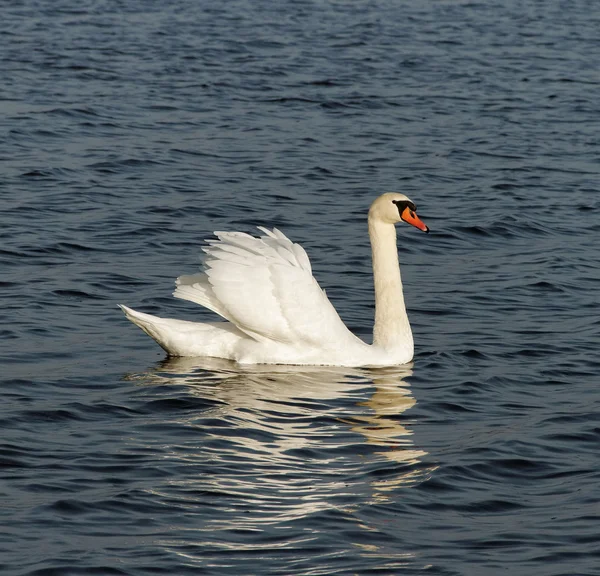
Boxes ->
[119,193,429,367]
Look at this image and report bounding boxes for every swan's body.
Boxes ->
[120,193,428,367]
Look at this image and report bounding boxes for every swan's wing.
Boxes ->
[174,228,361,347]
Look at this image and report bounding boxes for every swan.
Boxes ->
[119,193,429,367]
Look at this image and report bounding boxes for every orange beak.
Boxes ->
[401,206,429,233]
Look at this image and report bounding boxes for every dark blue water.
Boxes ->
[2,1,599,574]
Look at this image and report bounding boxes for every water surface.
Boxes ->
[2,1,599,574]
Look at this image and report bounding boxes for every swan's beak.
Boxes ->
[401,206,429,233]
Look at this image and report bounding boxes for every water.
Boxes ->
[2,0,599,574]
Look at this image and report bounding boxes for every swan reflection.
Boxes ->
[127,357,430,511]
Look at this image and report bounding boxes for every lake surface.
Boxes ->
[2,1,599,574]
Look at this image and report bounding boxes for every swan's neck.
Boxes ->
[369,217,413,352]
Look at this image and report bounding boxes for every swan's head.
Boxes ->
[369,193,429,233]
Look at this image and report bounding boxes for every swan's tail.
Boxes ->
[118,305,243,358]
[119,305,176,353]
[119,304,161,329]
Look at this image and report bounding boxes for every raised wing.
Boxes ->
[173,227,362,348]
